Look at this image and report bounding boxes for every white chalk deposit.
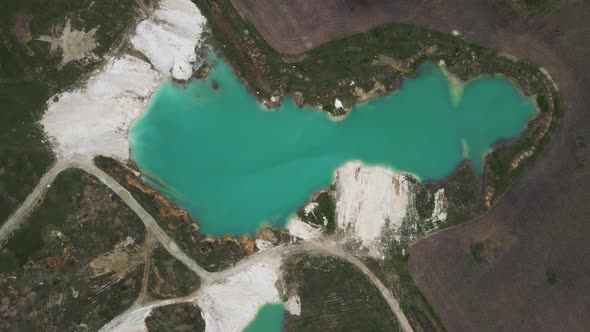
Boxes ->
[429,188,448,222]
[42,56,161,159]
[286,217,322,241]
[131,0,206,80]
[334,161,414,253]
[285,295,301,316]
[196,258,282,332]
[41,0,205,160]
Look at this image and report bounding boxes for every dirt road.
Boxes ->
[0,156,215,282]
[0,157,412,332]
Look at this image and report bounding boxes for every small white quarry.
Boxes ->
[41,0,205,160]
[429,188,448,222]
[255,239,273,251]
[196,258,282,332]
[334,161,414,254]
[287,217,322,241]
[131,0,206,80]
[285,295,301,316]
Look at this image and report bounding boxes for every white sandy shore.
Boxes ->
[103,256,282,332]
[41,0,206,160]
[196,257,282,332]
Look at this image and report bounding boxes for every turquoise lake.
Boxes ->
[129,55,536,236]
[243,303,286,332]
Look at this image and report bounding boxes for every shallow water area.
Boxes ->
[243,303,286,332]
[129,55,536,236]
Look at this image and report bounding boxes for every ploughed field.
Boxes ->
[230,0,406,55]
[228,0,590,330]
[230,0,574,56]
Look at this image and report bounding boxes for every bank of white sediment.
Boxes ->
[334,161,415,256]
[285,294,301,316]
[196,257,282,332]
[41,0,206,160]
[41,56,161,160]
[131,0,206,80]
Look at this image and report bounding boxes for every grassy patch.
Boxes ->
[470,241,485,264]
[0,169,82,272]
[296,191,336,234]
[546,267,558,286]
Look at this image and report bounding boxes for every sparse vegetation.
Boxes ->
[0,0,143,223]
[147,245,201,300]
[145,303,206,332]
[546,267,558,286]
[0,169,146,331]
[282,255,399,331]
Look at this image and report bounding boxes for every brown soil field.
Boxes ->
[393,2,589,331]
[230,0,406,55]
[230,0,590,330]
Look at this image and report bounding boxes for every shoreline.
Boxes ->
[38,0,559,246]
[124,51,554,242]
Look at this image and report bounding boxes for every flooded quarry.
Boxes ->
[129,55,536,236]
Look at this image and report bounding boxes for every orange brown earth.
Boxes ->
[93,156,261,272]
[230,0,590,330]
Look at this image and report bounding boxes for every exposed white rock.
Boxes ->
[41,55,161,159]
[196,258,282,332]
[334,98,344,109]
[131,0,206,80]
[286,217,322,241]
[41,0,206,160]
[303,202,318,216]
[429,189,448,222]
[255,239,273,251]
[285,295,301,316]
[334,161,414,254]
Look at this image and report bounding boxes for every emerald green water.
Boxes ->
[129,55,536,236]
[243,303,286,332]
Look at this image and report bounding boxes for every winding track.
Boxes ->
[0,156,413,332]
[0,157,214,281]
